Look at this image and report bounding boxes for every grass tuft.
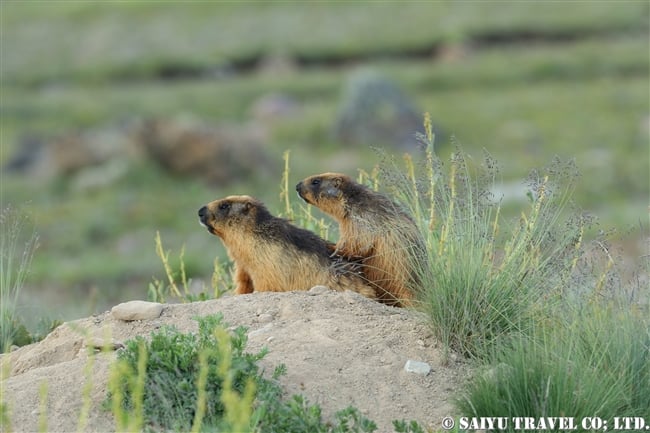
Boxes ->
[377,114,649,417]
[0,206,39,352]
[457,304,649,421]
[149,231,233,303]
[382,120,590,358]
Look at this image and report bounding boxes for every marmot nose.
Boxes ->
[295,181,302,192]
[198,206,207,218]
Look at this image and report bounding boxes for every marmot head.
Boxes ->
[296,172,359,220]
[198,195,269,238]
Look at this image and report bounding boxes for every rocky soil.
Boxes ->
[2,288,470,432]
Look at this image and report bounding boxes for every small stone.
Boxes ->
[111,301,163,321]
[416,339,426,348]
[404,360,431,375]
[257,313,274,323]
[308,285,330,295]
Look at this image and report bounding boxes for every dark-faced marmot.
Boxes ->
[198,195,376,298]
[296,173,426,307]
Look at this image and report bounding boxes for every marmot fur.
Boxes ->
[296,173,426,307]
[198,195,376,298]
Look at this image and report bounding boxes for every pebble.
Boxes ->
[111,301,164,321]
[257,313,274,323]
[404,360,431,375]
[308,285,330,295]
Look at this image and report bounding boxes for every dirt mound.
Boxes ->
[2,289,469,432]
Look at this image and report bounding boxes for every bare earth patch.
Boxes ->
[2,289,470,432]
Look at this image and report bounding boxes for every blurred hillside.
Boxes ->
[1,2,648,326]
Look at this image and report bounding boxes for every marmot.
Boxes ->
[198,195,376,298]
[296,173,427,307]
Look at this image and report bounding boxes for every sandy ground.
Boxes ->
[1,289,470,433]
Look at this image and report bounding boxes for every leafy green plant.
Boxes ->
[107,313,265,431]
[392,419,428,433]
[253,394,378,433]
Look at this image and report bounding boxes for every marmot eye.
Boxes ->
[218,202,230,210]
[311,179,321,186]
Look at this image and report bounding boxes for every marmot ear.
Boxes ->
[242,201,253,214]
[325,182,341,198]
[324,177,343,198]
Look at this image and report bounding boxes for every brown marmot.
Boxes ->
[296,173,427,307]
[198,195,376,298]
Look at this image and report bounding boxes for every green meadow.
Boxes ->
[1,1,648,334]
[1,1,649,429]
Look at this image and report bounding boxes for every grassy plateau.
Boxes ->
[0,1,648,430]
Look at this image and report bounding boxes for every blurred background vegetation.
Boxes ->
[1,1,648,328]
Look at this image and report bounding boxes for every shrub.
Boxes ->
[254,394,377,433]
[107,313,390,432]
[108,313,264,431]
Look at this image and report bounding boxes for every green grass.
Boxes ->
[0,207,40,350]
[2,2,647,86]
[3,36,646,207]
[457,306,650,421]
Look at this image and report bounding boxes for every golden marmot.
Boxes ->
[198,195,376,298]
[296,173,426,307]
